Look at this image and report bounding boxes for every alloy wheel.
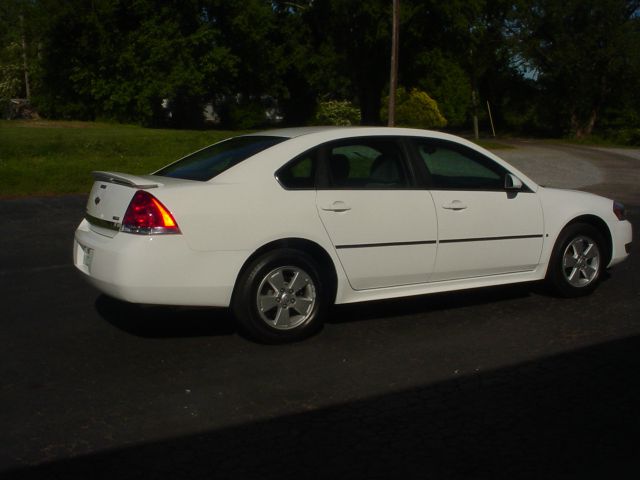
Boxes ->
[562,235,601,288]
[256,266,317,330]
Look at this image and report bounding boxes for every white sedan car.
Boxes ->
[74,127,632,342]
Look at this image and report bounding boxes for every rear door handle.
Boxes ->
[442,200,467,210]
[321,201,351,212]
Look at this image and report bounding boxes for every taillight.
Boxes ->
[613,201,626,221]
[121,190,181,235]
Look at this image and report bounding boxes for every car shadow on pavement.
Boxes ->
[95,277,612,339]
[95,283,538,339]
[95,295,236,338]
[5,334,640,479]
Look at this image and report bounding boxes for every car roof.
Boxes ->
[248,126,346,138]
[248,125,451,140]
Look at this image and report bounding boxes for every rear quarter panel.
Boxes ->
[151,178,348,298]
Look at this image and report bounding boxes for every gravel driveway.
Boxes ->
[490,140,640,205]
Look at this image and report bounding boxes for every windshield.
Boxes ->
[155,135,287,181]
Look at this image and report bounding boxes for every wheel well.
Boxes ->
[564,215,613,264]
[235,238,338,304]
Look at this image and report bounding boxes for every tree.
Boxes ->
[512,0,640,137]
[34,0,253,126]
[304,0,394,124]
[270,1,319,125]
[0,0,42,103]
[397,0,516,131]
[10,0,638,138]
[407,49,471,127]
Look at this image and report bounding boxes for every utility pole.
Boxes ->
[388,0,399,127]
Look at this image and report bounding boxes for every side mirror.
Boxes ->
[505,173,523,191]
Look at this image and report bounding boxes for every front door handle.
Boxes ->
[442,200,467,210]
[321,201,351,212]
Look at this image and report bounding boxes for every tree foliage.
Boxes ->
[511,0,640,137]
[1,0,639,139]
[0,0,41,102]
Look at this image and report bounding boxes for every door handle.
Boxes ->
[321,201,351,212]
[442,200,467,210]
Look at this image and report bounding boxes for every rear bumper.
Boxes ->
[73,219,246,307]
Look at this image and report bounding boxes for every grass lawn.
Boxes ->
[0,120,240,197]
[0,119,517,197]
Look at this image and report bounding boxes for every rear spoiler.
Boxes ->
[92,171,162,189]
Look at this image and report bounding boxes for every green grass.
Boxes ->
[0,120,523,197]
[0,120,241,196]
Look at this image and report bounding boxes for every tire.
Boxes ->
[232,248,327,343]
[546,223,607,297]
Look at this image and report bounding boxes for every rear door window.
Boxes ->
[324,138,411,189]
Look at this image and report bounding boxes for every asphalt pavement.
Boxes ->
[1,142,639,479]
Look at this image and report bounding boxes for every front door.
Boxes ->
[413,139,544,282]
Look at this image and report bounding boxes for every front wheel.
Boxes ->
[232,249,326,343]
[546,223,606,297]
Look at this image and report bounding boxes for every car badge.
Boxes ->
[94,196,101,205]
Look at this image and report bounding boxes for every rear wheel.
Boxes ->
[546,223,606,297]
[232,249,326,343]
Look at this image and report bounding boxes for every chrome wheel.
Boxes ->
[562,235,601,288]
[256,266,317,330]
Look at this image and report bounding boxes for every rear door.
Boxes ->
[315,137,438,290]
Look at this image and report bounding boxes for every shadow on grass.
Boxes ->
[5,334,640,479]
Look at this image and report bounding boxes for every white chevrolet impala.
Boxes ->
[74,127,632,342]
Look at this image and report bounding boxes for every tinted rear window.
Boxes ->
[155,136,286,181]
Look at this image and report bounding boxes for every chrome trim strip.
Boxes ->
[335,234,543,250]
[439,234,544,244]
[336,240,436,249]
[85,213,120,231]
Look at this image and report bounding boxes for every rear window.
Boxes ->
[155,135,286,181]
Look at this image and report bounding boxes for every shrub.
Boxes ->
[608,128,640,146]
[313,100,361,126]
[381,87,447,129]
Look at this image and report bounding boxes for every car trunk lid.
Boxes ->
[85,171,164,238]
